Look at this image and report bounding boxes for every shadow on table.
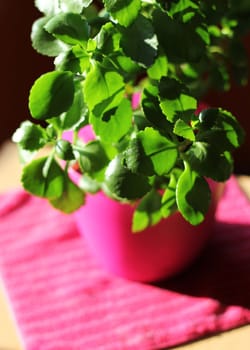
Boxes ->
[152,222,250,310]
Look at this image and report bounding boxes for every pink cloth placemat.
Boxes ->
[0,176,250,350]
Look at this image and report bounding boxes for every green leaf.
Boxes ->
[147,55,168,80]
[56,80,88,130]
[125,127,178,176]
[176,165,211,225]
[60,0,93,13]
[31,17,68,57]
[198,108,218,128]
[12,121,48,151]
[152,9,205,63]
[45,13,89,46]
[125,137,152,175]
[74,140,109,175]
[104,155,150,200]
[184,142,233,181]
[50,179,85,213]
[159,77,197,123]
[104,0,141,27]
[137,127,178,176]
[196,25,210,45]
[197,109,245,152]
[142,84,172,130]
[90,98,132,142]
[21,157,65,199]
[133,112,153,131]
[168,0,199,15]
[180,63,199,79]
[161,168,182,218]
[132,190,162,232]
[35,0,92,15]
[174,119,195,141]
[196,129,229,153]
[55,46,90,73]
[217,110,245,149]
[96,22,121,54]
[208,25,221,38]
[84,64,125,116]
[35,0,59,15]
[108,53,141,81]
[29,71,75,120]
[120,15,158,68]
[55,140,74,160]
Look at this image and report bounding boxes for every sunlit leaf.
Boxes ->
[147,55,168,80]
[29,71,75,120]
[12,121,48,151]
[104,0,141,27]
[84,64,125,116]
[31,17,68,57]
[174,119,195,141]
[45,13,89,46]
[161,168,182,218]
[50,179,85,213]
[159,77,197,123]
[125,127,178,176]
[90,98,132,142]
[176,164,211,225]
[21,157,65,199]
[132,190,162,232]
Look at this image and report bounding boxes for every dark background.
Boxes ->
[0,2,52,144]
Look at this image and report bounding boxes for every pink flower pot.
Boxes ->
[73,187,220,282]
[69,163,223,282]
[64,126,223,282]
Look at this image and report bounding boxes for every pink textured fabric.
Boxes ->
[0,176,250,350]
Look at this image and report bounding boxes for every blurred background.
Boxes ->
[0,2,52,145]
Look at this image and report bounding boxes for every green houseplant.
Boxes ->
[12,0,247,281]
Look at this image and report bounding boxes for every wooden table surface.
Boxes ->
[0,140,249,350]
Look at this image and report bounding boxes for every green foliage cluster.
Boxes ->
[13,0,248,231]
